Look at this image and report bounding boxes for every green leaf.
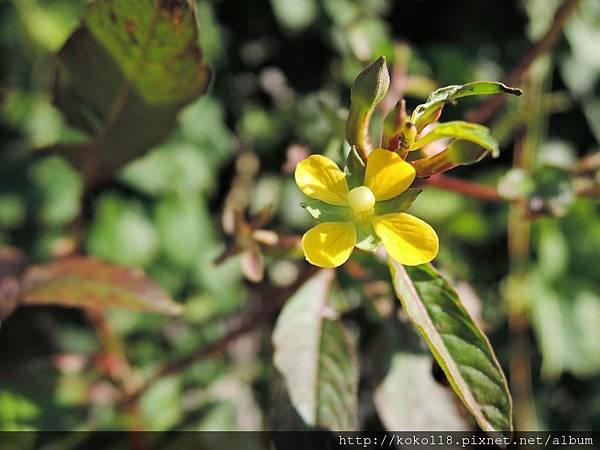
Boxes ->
[387,260,513,433]
[20,257,183,315]
[86,193,159,267]
[411,121,499,157]
[411,82,522,132]
[29,156,83,227]
[300,200,351,222]
[374,188,422,216]
[154,194,204,269]
[374,353,469,431]
[355,221,381,252]
[344,146,366,189]
[531,273,600,379]
[346,56,390,152]
[411,141,492,178]
[270,0,318,33]
[272,270,358,430]
[54,0,211,184]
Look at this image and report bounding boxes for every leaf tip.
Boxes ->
[501,84,523,96]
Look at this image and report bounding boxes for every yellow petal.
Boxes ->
[295,155,349,206]
[302,222,356,268]
[372,213,438,266]
[365,148,416,201]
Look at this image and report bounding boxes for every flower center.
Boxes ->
[347,186,376,214]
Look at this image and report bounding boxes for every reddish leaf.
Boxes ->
[20,257,183,315]
[0,246,28,322]
[0,246,28,279]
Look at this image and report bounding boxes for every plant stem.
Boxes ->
[423,175,504,202]
[123,265,317,405]
[506,52,552,430]
[507,134,537,431]
[86,309,140,396]
[467,0,581,124]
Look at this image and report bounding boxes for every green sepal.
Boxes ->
[344,146,366,189]
[355,221,381,252]
[346,56,390,152]
[300,200,351,222]
[411,81,523,132]
[374,188,422,216]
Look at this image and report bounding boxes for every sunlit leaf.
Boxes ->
[54,0,211,184]
[20,257,183,315]
[411,82,522,132]
[387,260,512,433]
[411,121,499,157]
[272,270,358,430]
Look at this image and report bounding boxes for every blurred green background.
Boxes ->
[0,0,599,435]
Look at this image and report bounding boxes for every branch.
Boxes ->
[467,0,581,123]
[123,264,317,405]
[423,175,504,202]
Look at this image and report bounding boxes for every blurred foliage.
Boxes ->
[0,0,599,439]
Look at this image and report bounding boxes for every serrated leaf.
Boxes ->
[387,260,512,433]
[374,353,469,431]
[411,121,499,157]
[272,270,358,430]
[411,82,522,132]
[54,0,211,184]
[411,141,491,178]
[344,146,366,189]
[300,200,351,222]
[346,56,390,151]
[19,257,183,315]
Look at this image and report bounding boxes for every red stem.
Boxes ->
[424,175,503,202]
[467,0,581,123]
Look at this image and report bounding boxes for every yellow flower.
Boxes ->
[295,149,439,268]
